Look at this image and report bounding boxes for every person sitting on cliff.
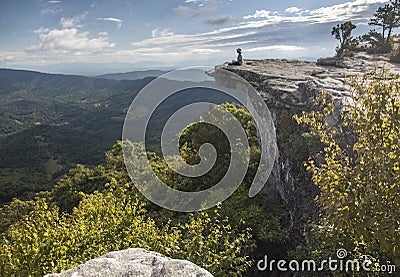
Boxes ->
[228,48,243,66]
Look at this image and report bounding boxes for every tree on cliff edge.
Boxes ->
[361,0,400,53]
[331,21,358,59]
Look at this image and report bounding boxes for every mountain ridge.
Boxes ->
[97,69,169,80]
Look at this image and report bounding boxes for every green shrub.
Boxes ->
[0,181,252,276]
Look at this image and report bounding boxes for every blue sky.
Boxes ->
[0,0,390,72]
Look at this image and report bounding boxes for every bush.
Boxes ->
[295,69,400,267]
[0,181,253,276]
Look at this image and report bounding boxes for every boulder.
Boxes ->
[316,56,347,68]
[44,248,213,277]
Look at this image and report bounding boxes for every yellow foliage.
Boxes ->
[295,68,400,267]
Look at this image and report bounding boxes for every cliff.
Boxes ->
[219,52,400,246]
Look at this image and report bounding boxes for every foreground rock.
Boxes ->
[44,248,213,277]
[218,52,400,246]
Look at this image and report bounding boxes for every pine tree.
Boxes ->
[364,0,400,51]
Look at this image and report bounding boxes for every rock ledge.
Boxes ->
[44,248,213,277]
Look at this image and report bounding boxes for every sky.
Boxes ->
[0,0,391,74]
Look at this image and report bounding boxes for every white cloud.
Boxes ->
[191,48,221,54]
[28,13,112,54]
[98,17,123,28]
[97,17,123,23]
[246,45,304,52]
[120,0,386,65]
[306,0,387,22]
[243,10,278,20]
[152,28,174,38]
[60,13,86,28]
[285,7,302,14]
[131,28,257,49]
[60,17,78,28]
[28,15,115,54]
[0,55,15,61]
[244,0,388,23]
[48,0,61,3]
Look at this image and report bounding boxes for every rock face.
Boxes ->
[44,248,213,277]
[219,52,400,246]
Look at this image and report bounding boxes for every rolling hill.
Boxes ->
[0,69,152,203]
[0,69,236,204]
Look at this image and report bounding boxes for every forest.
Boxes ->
[0,67,399,275]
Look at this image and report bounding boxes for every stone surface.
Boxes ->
[44,248,213,277]
[220,52,400,110]
[218,52,400,246]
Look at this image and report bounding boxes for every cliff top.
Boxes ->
[219,52,400,109]
[224,52,400,78]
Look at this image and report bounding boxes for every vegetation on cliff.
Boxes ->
[332,1,400,58]
[295,69,400,267]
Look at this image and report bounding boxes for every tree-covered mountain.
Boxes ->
[0,69,152,203]
[0,69,237,204]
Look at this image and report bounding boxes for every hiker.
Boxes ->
[229,48,243,66]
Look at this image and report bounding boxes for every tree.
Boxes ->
[331,21,358,58]
[156,103,290,259]
[362,0,400,52]
[370,0,400,45]
[294,69,400,267]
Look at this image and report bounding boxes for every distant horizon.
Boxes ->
[0,55,319,76]
[0,62,176,76]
